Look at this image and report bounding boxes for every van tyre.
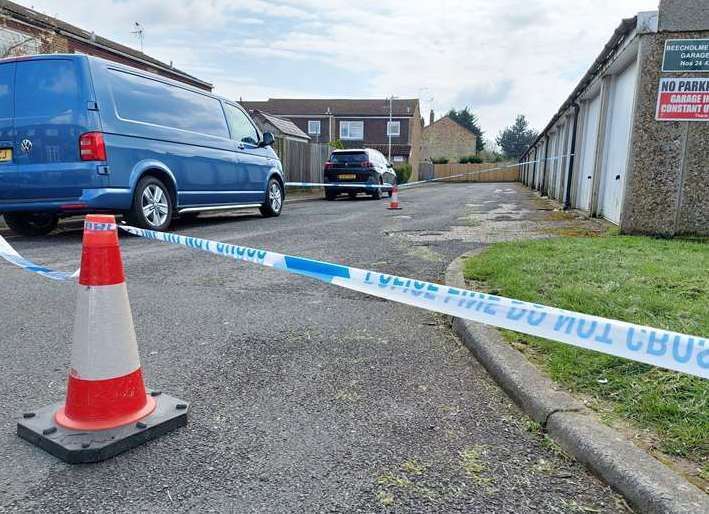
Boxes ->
[325,190,337,201]
[260,178,283,217]
[3,213,58,236]
[127,176,173,231]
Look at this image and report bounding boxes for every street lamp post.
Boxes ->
[387,95,396,162]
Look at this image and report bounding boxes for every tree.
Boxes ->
[496,115,538,160]
[447,107,485,153]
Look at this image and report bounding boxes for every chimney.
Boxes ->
[429,109,434,125]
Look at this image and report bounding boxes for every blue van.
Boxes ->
[0,54,285,235]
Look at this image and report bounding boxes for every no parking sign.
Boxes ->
[655,78,709,121]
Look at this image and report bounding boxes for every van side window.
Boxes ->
[0,63,14,119]
[16,60,80,118]
[108,69,229,139]
[223,103,259,145]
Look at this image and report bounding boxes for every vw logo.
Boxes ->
[20,139,32,153]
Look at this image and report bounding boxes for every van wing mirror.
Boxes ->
[260,131,275,147]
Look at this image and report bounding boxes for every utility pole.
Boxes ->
[131,22,144,53]
[387,95,397,162]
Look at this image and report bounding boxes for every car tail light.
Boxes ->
[324,161,334,170]
[361,161,374,168]
[79,132,106,161]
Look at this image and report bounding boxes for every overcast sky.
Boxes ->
[30,0,658,145]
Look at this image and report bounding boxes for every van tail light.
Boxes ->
[324,161,334,170]
[79,132,106,161]
[361,161,374,168]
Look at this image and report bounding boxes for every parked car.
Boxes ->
[323,148,396,200]
[0,54,285,236]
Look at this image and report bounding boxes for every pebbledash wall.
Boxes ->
[519,0,709,236]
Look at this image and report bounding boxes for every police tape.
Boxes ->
[2,223,705,379]
[285,154,573,190]
[114,224,706,380]
[0,233,78,281]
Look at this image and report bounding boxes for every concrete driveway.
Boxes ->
[0,183,622,512]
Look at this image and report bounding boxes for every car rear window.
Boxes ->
[330,152,367,163]
[15,59,81,118]
[108,69,229,139]
[0,63,13,119]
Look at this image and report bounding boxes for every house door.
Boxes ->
[575,94,601,211]
[599,59,638,224]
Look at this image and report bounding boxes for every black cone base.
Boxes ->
[17,390,188,464]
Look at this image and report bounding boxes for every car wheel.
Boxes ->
[3,213,58,236]
[371,179,382,200]
[348,192,358,199]
[127,176,173,231]
[325,190,337,201]
[260,178,283,217]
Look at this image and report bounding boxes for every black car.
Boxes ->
[323,148,397,200]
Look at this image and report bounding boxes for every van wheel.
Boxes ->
[325,190,337,201]
[260,178,283,217]
[3,213,58,236]
[127,176,173,231]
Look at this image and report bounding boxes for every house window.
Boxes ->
[387,121,400,137]
[340,120,364,140]
[308,120,321,135]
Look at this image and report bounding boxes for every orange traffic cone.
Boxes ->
[388,184,402,210]
[18,214,188,463]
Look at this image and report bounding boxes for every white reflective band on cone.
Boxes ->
[71,283,141,380]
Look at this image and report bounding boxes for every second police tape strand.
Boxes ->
[285,154,572,189]
[285,154,574,191]
[3,218,704,380]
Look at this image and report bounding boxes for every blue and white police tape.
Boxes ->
[400,154,574,189]
[0,233,78,281]
[117,224,707,380]
[285,181,393,189]
[283,153,573,191]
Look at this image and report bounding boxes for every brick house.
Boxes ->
[0,0,211,91]
[240,98,423,179]
[422,111,477,163]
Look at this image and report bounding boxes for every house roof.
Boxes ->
[424,115,477,138]
[240,98,420,117]
[0,0,212,90]
[251,110,310,140]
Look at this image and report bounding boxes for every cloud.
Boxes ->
[29,0,659,139]
[453,81,514,108]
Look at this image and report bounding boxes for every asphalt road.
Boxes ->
[0,184,625,513]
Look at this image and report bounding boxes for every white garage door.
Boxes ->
[599,59,638,224]
[575,94,602,211]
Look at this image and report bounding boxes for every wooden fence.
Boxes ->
[432,162,518,182]
[273,137,331,184]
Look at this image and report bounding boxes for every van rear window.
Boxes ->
[330,152,367,163]
[108,69,229,139]
[16,60,81,118]
[0,63,13,119]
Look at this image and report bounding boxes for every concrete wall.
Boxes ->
[422,117,477,163]
[622,6,709,235]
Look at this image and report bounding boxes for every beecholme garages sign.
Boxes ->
[655,78,709,121]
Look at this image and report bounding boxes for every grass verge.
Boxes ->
[463,234,708,471]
